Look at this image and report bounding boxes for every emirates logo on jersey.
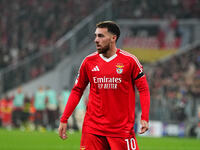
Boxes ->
[116,63,124,74]
[93,76,122,89]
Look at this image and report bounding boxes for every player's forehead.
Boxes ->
[95,27,109,35]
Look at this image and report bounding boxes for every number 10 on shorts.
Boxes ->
[125,138,136,150]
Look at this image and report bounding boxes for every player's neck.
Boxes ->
[102,47,117,58]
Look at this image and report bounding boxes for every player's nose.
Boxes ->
[94,38,97,43]
[94,36,99,43]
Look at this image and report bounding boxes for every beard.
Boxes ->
[97,44,110,54]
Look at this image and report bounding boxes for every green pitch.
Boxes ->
[0,128,199,150]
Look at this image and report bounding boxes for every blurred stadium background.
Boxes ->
[0,0,200,149]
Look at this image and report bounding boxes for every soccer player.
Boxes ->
[58,21,150,150]
[46,86,58,130]
[12,87,25,128]
[34,86,46,130]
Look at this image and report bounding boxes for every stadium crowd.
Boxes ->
[1,0,200,93]
[0,0,107,93]
[0,86,87,131]
[0,0,106,70]
[1,0,200,70]
[148,46,200,122]
[114,0,200,19]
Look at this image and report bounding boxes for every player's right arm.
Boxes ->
[58,58,89,139]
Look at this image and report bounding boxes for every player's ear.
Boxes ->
[112,35,117,42]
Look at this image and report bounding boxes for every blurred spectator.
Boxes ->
[34,86,46,130]
[12,86,25,128]
[59,87,70,114]
[0,95,13,128]
[28,97,36,130]
[21,95,32,129]
[58,87,75,129]
[0,98,3,127]
[46,86,58,130]
[0,101,1,127]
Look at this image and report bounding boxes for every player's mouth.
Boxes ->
[96,44,101,49]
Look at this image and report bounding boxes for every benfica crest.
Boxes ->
[116,63,124,74]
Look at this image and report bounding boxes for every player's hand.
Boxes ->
[58,122,68,140]
[139,120,149,134]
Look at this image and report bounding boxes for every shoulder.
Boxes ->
[87,51,98,59]
[82,51,98,63]
[118,49,141,65]
[80,51,98,67]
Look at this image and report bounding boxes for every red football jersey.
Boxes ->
[60,49,150,137]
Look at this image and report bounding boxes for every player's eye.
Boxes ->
[98,34,104,37]
[94,33,104,39]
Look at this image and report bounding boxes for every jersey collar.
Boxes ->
[99,53,117,62]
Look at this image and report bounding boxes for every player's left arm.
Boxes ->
[135,73,150,121]
[131,58,150,134]
[135,74,150,134]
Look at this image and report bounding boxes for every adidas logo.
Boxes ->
[92,66,100,71]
